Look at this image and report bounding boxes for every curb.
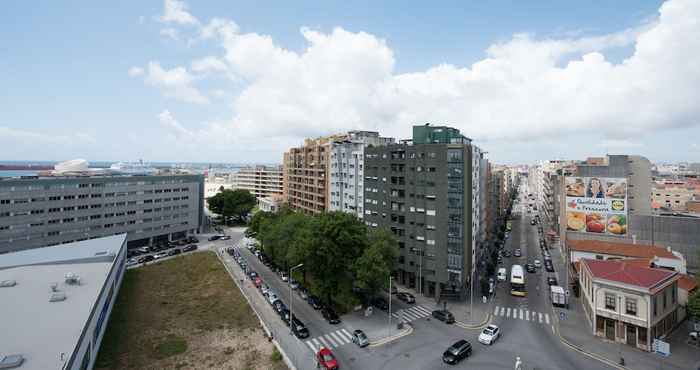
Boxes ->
[455,313,492,330]
[554,324,626,370]
[368,324,414,347]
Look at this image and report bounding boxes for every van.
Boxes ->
[497,268,507,282]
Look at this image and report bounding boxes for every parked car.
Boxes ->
[544,260,555,272]
[513,249,522,257]
[442,340,472,365]
[253,276,263,288]
[547,276,558,286]
[316,347,338,370]
[208,235,220,241]
[503,250,511,258]
[138,255,154,263]
[432,309,455,324]
[298,287,309,300]
[526,264,536,273]
[383,284,398,295]
[137,246,151,254]
[278,308,291,324]
[396,292,415,304]
[248,270,258,279]
[267,292,279,305]
[220,235,231,240]
[478,324,501,345]
[280,272,289,282]
[126,258,138,267]
[308,295,322,310]
[289,279,300,290]
[183,244,198,252]
[187,236,199,243]
[321,307,341,324]
[533,259,542,268]
[167,248,181,257]
[153,252,168,260]
[260,284,270,296]
[291,317,310,339]
[371,297,389,311]
[273,300,287,314]
[351,329,369,347]
[497,268,507,282]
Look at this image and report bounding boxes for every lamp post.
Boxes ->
[419,247,423,296]
[289,263,304,334]
[618,295,625,366]
[388,275,393,338]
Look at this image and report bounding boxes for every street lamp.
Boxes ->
[388,275,393,338]
[618,295,625,366]
[289,263,304,333]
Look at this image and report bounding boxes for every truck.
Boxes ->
[550,285,566,307]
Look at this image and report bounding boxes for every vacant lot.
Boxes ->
[96,252,287,370]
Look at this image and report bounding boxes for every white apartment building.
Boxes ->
[231,166,283,199]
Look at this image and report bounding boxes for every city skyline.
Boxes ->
[2,0,699,165]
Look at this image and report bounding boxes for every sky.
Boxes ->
[1,0,699,165]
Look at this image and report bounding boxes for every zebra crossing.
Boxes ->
[493,305,550,324]
[305,328,354,352]
[391,304,433,322]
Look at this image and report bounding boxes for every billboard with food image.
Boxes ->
[565,177,627,236]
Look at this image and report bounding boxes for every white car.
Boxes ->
[260,284,270,296]
[478,325,500,345]
[153,252,168,260]
[497,268,507,282]
[533,259,542,268]
[126,258,138,267]
[266,292,279,305]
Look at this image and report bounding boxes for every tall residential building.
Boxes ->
[329,131,394,219]
[364,124,483,300]
[533,160,576,235]
[231,165,283,199]
[0,173,204,254]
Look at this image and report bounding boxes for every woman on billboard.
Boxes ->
[586,177,606,198]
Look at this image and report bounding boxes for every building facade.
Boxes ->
[363,124,482,300]
[231,165,283,199]
[0,174,204,253]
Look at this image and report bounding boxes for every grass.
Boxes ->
[95,252,286,370]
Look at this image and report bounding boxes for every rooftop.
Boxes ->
[567,239,678,260]
[0,234,126,370]
[678,274,698,292]
[581,258,678,291]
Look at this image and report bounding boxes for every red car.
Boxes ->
[316,347,338,370]
[253,276,263,288]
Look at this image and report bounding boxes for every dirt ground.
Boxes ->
[95,251,287,370]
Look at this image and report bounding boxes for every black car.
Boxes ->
[442,340,472,365]
[321,307,341,324]
[396,292,415,304]
[432,310,455,324]
[183,244,198,252]
[544,260,555,272]
[138,255,154,263]
[547,277,558,286]
[503,250,511,257]
[273,300,287,314]
[167,248,181,257]
[248,271,258,279]
[187,236,199,243]
[308,295,322,310]
[278,308,291,324]
[208,235,220,241]
[291,317,309,339]
[371,297,389,311]
[525,264,536,273]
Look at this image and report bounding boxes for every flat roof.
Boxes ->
[0,234,126,370]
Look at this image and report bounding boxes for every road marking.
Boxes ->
[500,306,506,316]
[545,313,550,324]
[317,336,331,348]
[551,325,555,334]
[392,312,401,319]
[312,338,321,348]
[306,341,316,352]
[506,307,511,318]
[330,331,346,344]
[414,305,432,315]
[325,334,339,347]
[494,306,500,315]
[525,310,529,321]
[404,310,422,320]
[335,330,351,343]
[519,309,524,320]
[539,313,543,323]
[341,328,353,338]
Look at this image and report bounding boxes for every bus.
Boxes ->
[510,264,526,297]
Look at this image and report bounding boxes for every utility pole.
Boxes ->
[289,263,304,335]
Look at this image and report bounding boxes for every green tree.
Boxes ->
[206,189,256,224]
[690,291,700,321]
[353,228,399,297]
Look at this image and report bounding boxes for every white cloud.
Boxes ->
[158,110,193,138]
[158,0,198,25]
[128,66,144,77]
[191,56,228,74]
[210,89,226,98]
[159,28,179,41]
[144,61,209,104]
[598,139,643,148]
[146,0,700,156]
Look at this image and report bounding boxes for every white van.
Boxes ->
[497,268,507,282]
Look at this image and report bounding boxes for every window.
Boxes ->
[625,298,637,316]
[426,209,436,216]
[605,293,616,310]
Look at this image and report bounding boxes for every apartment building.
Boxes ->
[363,124,483,300]
[652,180,698,212]
[0,173,204,253]
[232,165,283,199]
[533,160,576,235]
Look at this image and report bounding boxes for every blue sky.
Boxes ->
[2,0,699,165]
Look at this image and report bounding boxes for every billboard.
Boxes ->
[565,177,628,236]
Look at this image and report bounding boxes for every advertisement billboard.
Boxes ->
[565,177,628,236]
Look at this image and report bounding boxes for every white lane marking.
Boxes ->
[506,307,511,318]
[545,313,550,324]
[341,328,353,338]
[525,310,529,321]
[335,330,351,343]
[312,338,321,348]
[403,310,421,321]
[324,334,338,348]
[306,341,316,352]
[519,309,524,320]
[552,325,556,334]
[317,336,331,348]
[330,332,346,345]
[539,313,543,323]
[494,306,500,315]
[500,306,506,316]
[409,307,430,317]
[414,305,432,315]
[392,312,401,319]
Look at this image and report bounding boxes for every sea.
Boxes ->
[0,170,38,178]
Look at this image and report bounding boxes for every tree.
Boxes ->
[206,189,256,224]
[690,291,700,321]
[353,228,399,298]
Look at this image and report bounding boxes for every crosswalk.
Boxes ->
[305,328,354,352]
[493,305,550,324]
[391,304,432,322]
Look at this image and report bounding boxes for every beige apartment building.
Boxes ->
[231,165,283,199]
[652,181,698,212]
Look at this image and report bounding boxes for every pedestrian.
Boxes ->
[514,356,522,370]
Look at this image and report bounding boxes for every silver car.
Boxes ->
[352,330,369,347]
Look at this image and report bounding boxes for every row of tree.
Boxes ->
[248,207,399,310]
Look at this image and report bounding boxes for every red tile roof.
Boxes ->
[581,258,678,290]
[679,274,698,292]
[568,239,677,260]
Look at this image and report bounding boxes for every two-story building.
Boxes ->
[579,258,680,351]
